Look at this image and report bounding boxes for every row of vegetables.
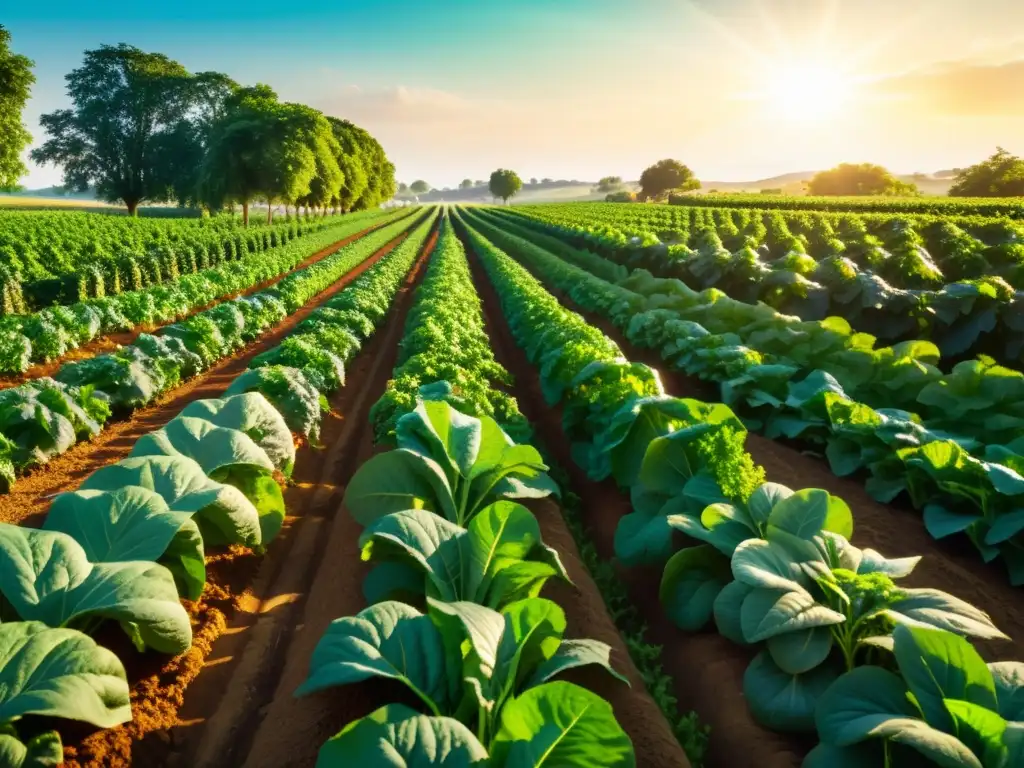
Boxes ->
[0,208,401,375]
[286,215,642,764]
[500,203,1024,368]
[0,205,444,766]
[465,207,1024,585]
[0,209,358,313]
[0,210,426,492]
[454,208,1024,767]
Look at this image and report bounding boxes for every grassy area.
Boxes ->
[0,194,124,211]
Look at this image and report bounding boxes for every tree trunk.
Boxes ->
[267,204,273,224]
[125,199,139,217]
[242,201,249,227]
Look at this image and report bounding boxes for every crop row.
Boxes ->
[500,203,1024,368]
[0,211,427,492]
[482,207,1024,449]
[462,207,1024,585]
[0,209,361,312]
[0,208,404,375]
[455,208,1024,766]
[283,211,641,765]
[667,192,1024,219]
[0,205,443,765]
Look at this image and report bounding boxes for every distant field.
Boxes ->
[0,194,123,211]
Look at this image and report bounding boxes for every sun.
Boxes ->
[760,62,855,121]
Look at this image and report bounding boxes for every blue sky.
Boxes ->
[7,0,1024,189]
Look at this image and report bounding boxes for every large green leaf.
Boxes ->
[713,579,755,646]
[0,622,130,727]
[129,416,284,545]
[743,650,839,732]
[944,700,1008,766]
[767,627,834,675]
[739,587,845,643]
[295,601,461,714]
[765,488,854,543]
[396,400,482,486]
[989,662,1024,720]
[316,704,488,767]
[886,589,1008,641]
[345,449,456,526]
[180,392,295,476]
[892,625,998,733]
[490,681,636,767]
[0,524,192,654]
[814,665,919,745]
[44,486,205,601]
[659,544,731,631]
[81,455,262,549]
[731,538,810,593]
[526,639,629,689]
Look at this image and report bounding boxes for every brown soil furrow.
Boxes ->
[466,248,804,768]
[0,230,409,530]
[0,216,397,390]
[178,226,438,768]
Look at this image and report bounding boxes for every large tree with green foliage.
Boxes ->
[459,178,473,190]
[949,148,1024,197]
[0,26,35,191]
[489,168,522,204]
[638,159,699,201]
[410,180,430,195]
[287,104,343,218]
[326,118,368,212]
[807,162,918,196]
[597,175,624,193]
[31,44,197,215]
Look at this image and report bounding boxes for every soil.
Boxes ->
[466,248,807,767]
[0,216,397,391]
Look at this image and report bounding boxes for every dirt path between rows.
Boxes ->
[0,229,411,532]
[466,248,806,768]
[59,226,425,767]
[0,215,402,391]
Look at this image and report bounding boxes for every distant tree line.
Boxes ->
[25,42,394,221]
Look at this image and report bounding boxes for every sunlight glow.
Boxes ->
[760,62,855,121]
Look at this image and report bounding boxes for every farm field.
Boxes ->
[2,200,1024,768]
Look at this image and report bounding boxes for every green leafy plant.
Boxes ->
[359,501,570,609]
[806,624,1024,767]
[345,400,557,527]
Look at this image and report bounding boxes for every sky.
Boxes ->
[5,0,1024,190]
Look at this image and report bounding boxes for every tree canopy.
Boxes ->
[31,44,199,214]
[489,168,522,204]
[807,162,918,196]
[459,178,473,189]
[410,180,430,194]
[638,159,699,201]
[597,175,624,193]
[0,25,35,191]
[948,148,1024,197]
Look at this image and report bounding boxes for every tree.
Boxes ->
[292,105,344,219]
[597,175,624,193]
[0,25,35,191]
[410,180,430,194]
[541,178,553,184]
[31,44,195,215]
[949,148,1024,197]
[475,180,486,187]
[529,177,538,185]
[638,159,699,201]
[397,182,410,195]
[489,168,522,204]
[807,163,918,196]
[326,118,371,211]
[459,178,473,190]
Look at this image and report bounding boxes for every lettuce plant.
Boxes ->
[0,622,131,767]
[719,530,1005,732]
[296,596,627,744]
[226,365,326,444]
[345,400,557,528]
[806,625,1024,767]
[359,502,569,610]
